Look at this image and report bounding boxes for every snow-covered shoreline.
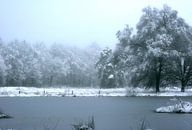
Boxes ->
[0,87,125,97]
[0,87,192,97]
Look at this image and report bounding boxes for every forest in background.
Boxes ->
[1,5,192,93]
[0,41,101,87]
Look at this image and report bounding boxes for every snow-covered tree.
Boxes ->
[153,5,192,92]
[109,5,192,92]
[0,38,100,87]
[2,40,42,86]
[129,5,192,92]
[114,25,133,87]
[96,47,116,88]
[3,40,26,86]
[165,23,192,92]
[84,43,101,87]
[0,55,7,86]
[46,43,70,86]
[0,39,7,86]
[31,42,49,86]
[128,6,170,92]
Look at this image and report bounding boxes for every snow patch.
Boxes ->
[108,74,114,79]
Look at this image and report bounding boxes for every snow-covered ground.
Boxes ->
[0,87,126,97]
[0,87,192,97]
[129,87,192,97]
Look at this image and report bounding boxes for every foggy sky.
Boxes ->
[0,0,191,48]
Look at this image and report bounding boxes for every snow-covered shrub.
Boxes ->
[126,87,137,96]
[0,110,12,119]
[72,116,95,130]
[138,119,152,130]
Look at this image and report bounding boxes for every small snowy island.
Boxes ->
[156,99,192,113]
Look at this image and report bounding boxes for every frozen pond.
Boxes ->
[0,97,192,130]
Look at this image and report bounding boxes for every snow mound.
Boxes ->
[156,99,192,113]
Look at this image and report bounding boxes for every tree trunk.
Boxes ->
[155,58,162,93]
[181,80,185,92]
[180,57,185,92]
[155,72,160,93]
[49,75,53,87]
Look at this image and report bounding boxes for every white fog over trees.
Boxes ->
[0,5,192,93]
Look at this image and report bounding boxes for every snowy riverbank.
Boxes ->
[0,87,192,97]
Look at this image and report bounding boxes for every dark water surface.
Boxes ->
[0,97,192,130]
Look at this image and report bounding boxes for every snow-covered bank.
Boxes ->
[0,87,126,97]
[131,87,192,97]
[0,87,192,97]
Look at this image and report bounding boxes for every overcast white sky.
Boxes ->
[0,0,191,48]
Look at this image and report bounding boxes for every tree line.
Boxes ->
[0,41,100,87]
[96,5,192,92]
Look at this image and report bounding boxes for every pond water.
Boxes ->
[0,97,192,130]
